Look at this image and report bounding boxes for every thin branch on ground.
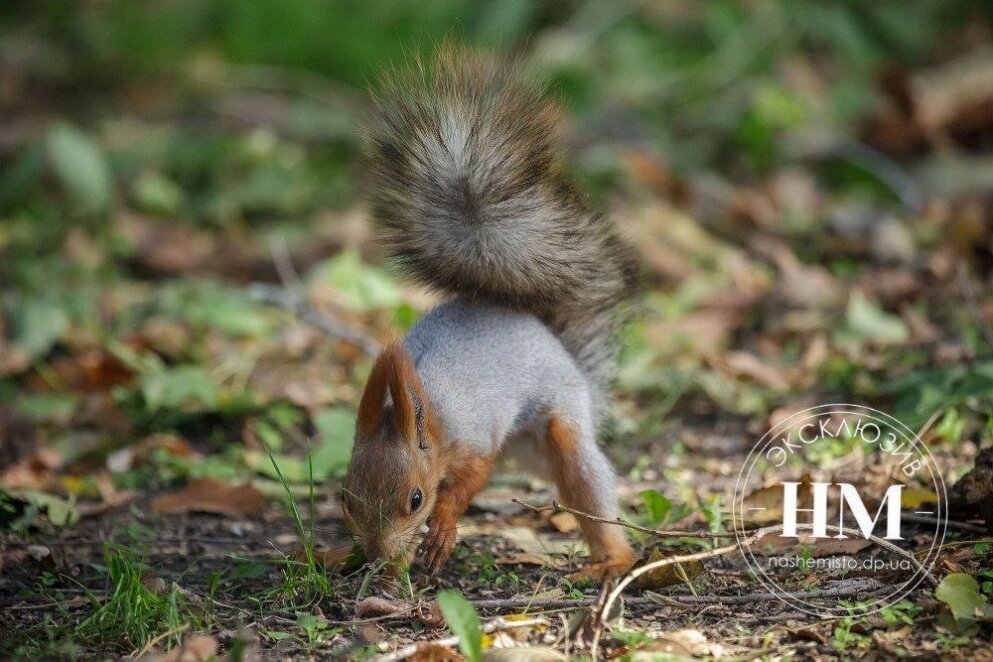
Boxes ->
[249,234,382,355]
[376,615,548,662]
[956,262,993,352]
[588,522,939,657]
[513,499,736,539]
[130,623,190,659]
[249,283,381,355]
[589,529,771,656]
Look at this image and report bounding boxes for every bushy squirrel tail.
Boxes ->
[365,44,637,390]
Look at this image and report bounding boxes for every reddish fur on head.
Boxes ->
[343,342,444,565]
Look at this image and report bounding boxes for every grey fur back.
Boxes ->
[366,45,637,390]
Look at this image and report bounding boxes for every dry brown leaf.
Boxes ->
[484,648,567,661]
[644,310,740,357]
[355,596,414,618]
[495,552,560,568]
[632,548,705,590]
[0,448,63,490]
[749,532,870,557]
[151,478,265,518]
[547,511,579,533]
[737,477,813,527]
[629,628,723,659]
[47,348,134,393]
[410,643,465,662]
[139,633,219,662]
[709,351,792,391]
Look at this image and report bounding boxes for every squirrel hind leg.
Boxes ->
[545,414,636,580]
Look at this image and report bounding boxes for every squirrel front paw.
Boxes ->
[420,511,458,573]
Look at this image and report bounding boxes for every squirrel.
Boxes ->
[341,45,639,581]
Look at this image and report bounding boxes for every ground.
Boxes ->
[2,2,993,660]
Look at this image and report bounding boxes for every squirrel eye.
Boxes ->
[410,488,423,513]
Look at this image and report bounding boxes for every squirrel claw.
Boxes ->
[421,517,457,573]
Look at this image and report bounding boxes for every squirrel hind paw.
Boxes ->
[567,547,637,583]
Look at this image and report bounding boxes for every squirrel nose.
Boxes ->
[363,538,405,565]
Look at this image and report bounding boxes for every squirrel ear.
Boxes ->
[356,345,395,440]
[386,342,419,443]
[356,342,426,444]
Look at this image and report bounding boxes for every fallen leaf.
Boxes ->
[483,648,566,661]
[459,524,578,555]
[547,512,578,533]
[709,351,792,391]
[47,123,112,216]
[901,488,938,509]
[840,291,910,345]
[355,596,414,618]
[2,489,79,527]
[0,448,63,490]
[141,633,219,662]
[495,553,559,568]
[47,348,134,392]
[737,478,813,527]
[632,548,705,590]
[935,573,993,627]
[629,628,723,659]
[411,643,465,662]
[151,478,265,518]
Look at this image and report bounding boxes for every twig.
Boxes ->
[269,235,306,293]
[901,513,987,533]
[249,283,381,355]
[375,616,548,662]
[130,623,190,659]
[513,499,736,539]
[786,134,924,212]
[589,523,938,657]
[589,531,768,656]
[956,262,993,352]
[915,408,944,444]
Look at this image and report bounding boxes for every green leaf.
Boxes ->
[245,451,308,483]
[4,489,79,527]
[46,123,112,215]
[313,248,401,311]
[175,285,273,338]
[132,171,185,216]
[935,573,993,626]
[16,393,77,424]
[140,366,218,413]
[13,299,69,359]
[640,489,673,525]
[436,590,482,662]
[244,408,355,483]
[842,292,909,345]
[311,407,355,479]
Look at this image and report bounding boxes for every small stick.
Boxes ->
[956,262,993,352]
[513,499,736,539]
[589,523,938,657]
[589,525,778,656]
[249,283,381,355]
[376,616,548,662]
[130,623,190,659]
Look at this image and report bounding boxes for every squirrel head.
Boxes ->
[342,342,443,567]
